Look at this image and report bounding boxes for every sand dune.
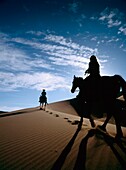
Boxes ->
[0,99,126,170]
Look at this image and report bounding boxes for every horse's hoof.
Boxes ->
[115,134,123,140]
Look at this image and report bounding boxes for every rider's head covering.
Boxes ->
[43,89,45,91]
[90,55,96,61]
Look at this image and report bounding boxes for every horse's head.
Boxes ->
[71,75,83,93]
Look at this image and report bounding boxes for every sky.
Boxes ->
[0,0,126,111]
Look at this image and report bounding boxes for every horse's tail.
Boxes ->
[114,74,126,101]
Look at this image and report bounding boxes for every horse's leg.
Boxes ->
[44,102,46,111]
[112,102,123,138]
[77,116,83,131]
[40,102,42,110]
[89,115,95,128]
[100,113,112,131]
[113,111,123,138]
[42,102,44,109]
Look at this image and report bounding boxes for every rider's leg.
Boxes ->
[42,103,43,109]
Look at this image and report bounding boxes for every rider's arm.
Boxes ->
[85,68,89,74]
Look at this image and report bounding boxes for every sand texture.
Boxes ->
[0,99,126,170]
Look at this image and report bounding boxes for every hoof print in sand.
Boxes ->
[64,117,69,120]
[71,120,80,125]
[67,119,72,123]
[55,114,59,117]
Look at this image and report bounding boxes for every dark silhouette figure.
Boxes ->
[71,75,126,138]
[84,55,101,95]
[85,55,100,79]
[39,89,47,110]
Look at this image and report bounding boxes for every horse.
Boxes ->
[71,75,126,138]
[39,95,47,110]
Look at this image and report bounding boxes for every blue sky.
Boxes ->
[0,0,126,111]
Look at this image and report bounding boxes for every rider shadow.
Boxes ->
[73,129,95,170]
[51,117,96,170]
[51,119,83,170]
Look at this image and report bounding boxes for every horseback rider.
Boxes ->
[39,89,47,110]
[85,55,100,79]
[84,55,101,101]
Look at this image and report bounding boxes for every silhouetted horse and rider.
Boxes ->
[71,55,126,138]
[39,89,47,110]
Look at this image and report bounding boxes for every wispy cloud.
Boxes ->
[0,32,108,93]
[91,36,98,41]
[0,71,69,92]
[0,39,51,72]
[99,8,122,27]
[68,2,79,13]
[118,25,126,35]
[98,7,126,36]
[11,34,98,69]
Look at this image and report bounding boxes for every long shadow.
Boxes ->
[103,133,126,169]
[51,118,83,170]
[74,129,126,170]
[51,120,126,170]
[73,129,95,170]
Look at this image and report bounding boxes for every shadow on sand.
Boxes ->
[100,131,126,169]
[73,129,95,170]
[51,118,83,170]
[51,119,126,170]
[51,117,95,170]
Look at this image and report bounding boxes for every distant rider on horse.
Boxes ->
[39,89,47,110]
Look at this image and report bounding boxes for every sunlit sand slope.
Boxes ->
[0,100,126,170]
